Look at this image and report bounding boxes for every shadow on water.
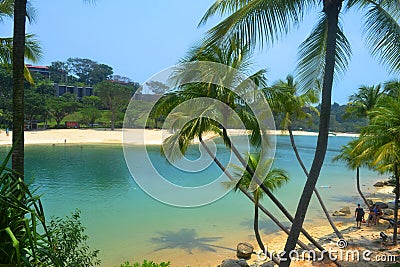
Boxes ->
[150,228,228,254]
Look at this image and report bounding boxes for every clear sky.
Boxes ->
[2,0,398,104]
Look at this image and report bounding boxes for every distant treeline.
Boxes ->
[274,103,367,133]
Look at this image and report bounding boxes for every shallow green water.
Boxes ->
[4,135,382,266]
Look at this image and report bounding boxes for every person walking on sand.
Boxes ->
[355,204,364,228]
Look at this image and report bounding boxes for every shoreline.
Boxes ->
[0,128,359,146]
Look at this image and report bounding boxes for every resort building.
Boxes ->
[26,64,50,79]
[54,84,94,98]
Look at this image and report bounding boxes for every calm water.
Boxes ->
[4,136,383,266]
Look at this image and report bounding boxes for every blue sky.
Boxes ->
[3,0,397,104]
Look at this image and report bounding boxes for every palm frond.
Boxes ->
[296,14,352,93]
[201,0,316,50]
[361,1,400,74]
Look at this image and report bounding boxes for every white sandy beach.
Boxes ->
[0,128,359,146]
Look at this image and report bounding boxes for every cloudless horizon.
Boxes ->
[1,0,398,104]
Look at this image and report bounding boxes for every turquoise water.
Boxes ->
[7,136,383,266]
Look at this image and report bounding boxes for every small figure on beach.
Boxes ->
[355,204,365,228]
[367,204,376,226]
[6,127,9,136]
[374,205,382,225]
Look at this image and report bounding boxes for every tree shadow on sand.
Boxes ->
[150,228,225,254]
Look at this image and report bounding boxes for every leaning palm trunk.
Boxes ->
[229,142,332,256]
[253,201,266,253]
[12,0,27,177]
[356,167,370,208]
[199,137,280,264]
[281,2,341,266]
[200,137,339,266]
[393,163,399,245]
[288,126,344,240]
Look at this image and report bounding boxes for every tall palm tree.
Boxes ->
[154,41,338,263]
[11,0,93,177]
[384,79,400,98]
[334,139,370,208]
[270,75,344,240]
[347,97,400,244]
[230,153,289,254]
[12,0,28,177]
[199,2,400,263]
[340,83,389,208]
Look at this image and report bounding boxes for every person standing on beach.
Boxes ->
[367,204,376,226]
[375,205,382,225]
[355,204,364,228]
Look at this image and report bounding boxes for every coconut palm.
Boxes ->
[199,1,400,262]
[347,97,400,244]
[384,79,400,99]
[12,0,28,177]
[230,153,289,254]
[11,0,93,177]
[345,84,386,119]
[269,75,344,240]
[155,41,334,262]
[339,83,389,208]
[334,139,371,208]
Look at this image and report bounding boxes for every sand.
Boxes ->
[0,128,359,146]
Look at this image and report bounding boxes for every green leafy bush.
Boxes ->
[0,146,100,267]
[46,209,101,266]
[0,146,51,266]
[118,260,171,267]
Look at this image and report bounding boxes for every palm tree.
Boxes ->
[154,41,338,263]
[334,139,370,208]
[230,153,289,254]
[384,79,400,99]
[339,83,389,208]
[345,84,386,119]
[199,2,400,263]
[12,0,28,177]
[347,97,400,244]
[269,75,344,240]
[11,0,93,177]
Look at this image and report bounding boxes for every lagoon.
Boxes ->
[11,135,382,266]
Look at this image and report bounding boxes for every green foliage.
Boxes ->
[0,146,101,266]
[274,102,367,133]
[46,93,80,125]
[0,146,51,266]
[118,260,170,267]
[46,210,100,267]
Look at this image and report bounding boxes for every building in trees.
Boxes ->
[54,84,94,98]
[26,64,50,79]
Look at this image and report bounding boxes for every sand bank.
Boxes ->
[0,129,358,146]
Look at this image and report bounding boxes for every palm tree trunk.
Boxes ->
[356,167,370,208]
[12,0,27,178]
[254,200,266,253]
[199,136,287,264]
[393,163,399,245]
[199,137,339,265]
[229,142,331,256]
[281,2,341,266]
[288,126,344,240]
